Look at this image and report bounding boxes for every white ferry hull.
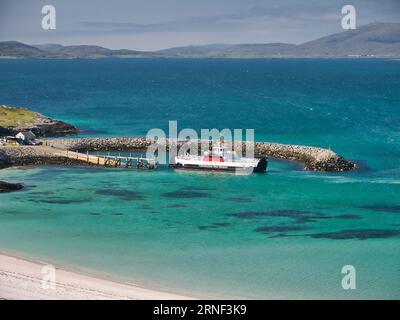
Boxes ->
[170,157,268,174]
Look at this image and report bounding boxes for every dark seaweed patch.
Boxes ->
[228,210,303,219]
[31,198,91,204]
[227,210,315,223]
[333,214,361,220]
[198,225,218,231]
[308,229,400,240]
[95,189,145,200]
[1,210,19,215]
[213,222,231,227]
[198,222,231,231]
[255,225,313,233]
[225,197,253,203]
[162,191,209,198]
[165,204,188,208]
[360,206,400,213]
[268,233,290,238]
[228,210,361,223]
[181,185,214,191]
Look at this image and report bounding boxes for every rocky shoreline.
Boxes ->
[17,119,78,137]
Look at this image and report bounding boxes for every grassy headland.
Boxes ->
[0,105,37,128]
[0,104,78,137]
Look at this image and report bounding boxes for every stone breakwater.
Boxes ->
[45,137,356,172]
[254,142,356,171]
[45,137,151,152]
[0,146,94,168]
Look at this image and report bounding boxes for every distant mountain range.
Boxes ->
[0,42,154,59]
[1,23,399,59]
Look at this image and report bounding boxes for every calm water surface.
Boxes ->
[0,59,399,298]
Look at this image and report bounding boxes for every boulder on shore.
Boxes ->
[0,181,24,193]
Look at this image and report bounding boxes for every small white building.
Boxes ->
[16,131,37,144]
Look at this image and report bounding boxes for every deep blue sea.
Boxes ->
[0,59,399,299]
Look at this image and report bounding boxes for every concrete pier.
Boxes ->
[0,145,157,169]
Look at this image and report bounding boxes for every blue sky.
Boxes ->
[0,0,399,50]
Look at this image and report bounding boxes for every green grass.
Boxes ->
[0,105,37,128]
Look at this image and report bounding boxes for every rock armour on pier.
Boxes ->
[0,146,95,168]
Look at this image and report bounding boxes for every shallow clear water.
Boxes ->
[0,59,399,299]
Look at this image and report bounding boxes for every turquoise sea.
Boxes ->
[0,59,399,299]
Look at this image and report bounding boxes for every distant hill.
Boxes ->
[33,43,65,52]
[0,42,154,59]
[157,23,400,58]
[1,23,399,59]
[56,45,113,58]
[0,41,58,58]
[32,44,153,58]
[295,22,400,57]
[157,43,296,58]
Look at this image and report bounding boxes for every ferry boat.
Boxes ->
[170,140,267,174]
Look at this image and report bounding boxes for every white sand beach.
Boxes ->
[0,253,193,300]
